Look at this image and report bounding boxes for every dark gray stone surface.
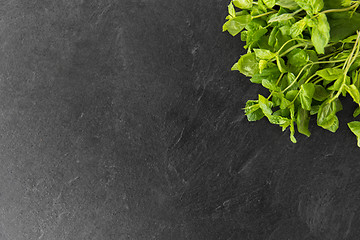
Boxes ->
[1,0,360,239]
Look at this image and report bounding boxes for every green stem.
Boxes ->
[343,36,359,70]
[318,49,342,61]
[276,38,307,56]
[252,10,277,19]
[290,91,301,105]
[279,42,310,57]
[313,77,323,85]
[304,73,317,84]
[292,8,304,16]
[318,2,360,15]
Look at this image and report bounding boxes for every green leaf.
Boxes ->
[272,92,283,106]
[276,0,299,10]
[290,133,297,143]
[233,0,253,9]
[268,13,294,23]
[334,98,343,113]
[245,100,265,121]
[297,107,311,137]
[245,27,268,49]
[349,57,360,72]
[317,100,337,130]
[287,48,309,74]
[341,0,352,7]
[263,0,276,8]
[274,30,294,52]
[354,71,360,89]
[281,72,299,91]
[268,27,279,47]
[294,0,324,15]
[290,105,297,143]
[259,60,268,73]
[348,121,360,147]
[258,0,268,12]
[279,25,291,36]
[327,12,360,42]
[258,94,273,117]
[251,65,281,84]
[310,105,320,115]
[286,89,299,102]
[228,3,236,17]
[329,75,350,91]
[354,107,360,117]
[313,85,330,101]
[233,52,259,77]
[311,13,330,54]
[342,34,358,43]
[262,79,280,91]
[300,83,315,111]
[276,56,288,73]
[269,115,291,125]
[280,95,291,109]
[326,115,339,133]
[223,15,252,36]
[231,62,240,71]
[345,84,360,105]
[287,48,309,66]
[316,68,344,81]
[290,19,307,38]
[254,49,276,60]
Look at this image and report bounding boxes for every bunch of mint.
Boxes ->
[224,0,360,147]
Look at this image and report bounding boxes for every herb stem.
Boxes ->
[276,38,307,56]
[318,2,360,16]
[318,50,342,61]
[252,10,277,19]
[279,42,310,57]
[292,8,304,16]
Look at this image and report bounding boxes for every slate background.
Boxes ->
[1,0,360,239]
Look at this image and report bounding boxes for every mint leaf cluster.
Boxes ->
[224,0,360,146]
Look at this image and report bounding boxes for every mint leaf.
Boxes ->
[316,68,344,81]
[354,107,360,118]
[223,15,251,36]
[224,0,360,146]
[276,0,299,10]
[251,65,281,84]
[245,100,265,121]
[300,83,315,111]
[348,121,360,147]
[263,0,276,8]
[313,85,330,101]
[294,0,324,15]
[297,107,311,137]
[311,13,330,54]
[258,94,273,117]
[345,84,360,105]
[317,100,337,130]
[254,49,276,60]
[290,19,307,38]
[233,0,253,9]
[233,52,258,77]
[228,3,236,17]
[268,13,294,23]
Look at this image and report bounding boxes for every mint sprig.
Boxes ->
[224,0,360,146]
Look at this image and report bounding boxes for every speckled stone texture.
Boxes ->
[1,0,360,239]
